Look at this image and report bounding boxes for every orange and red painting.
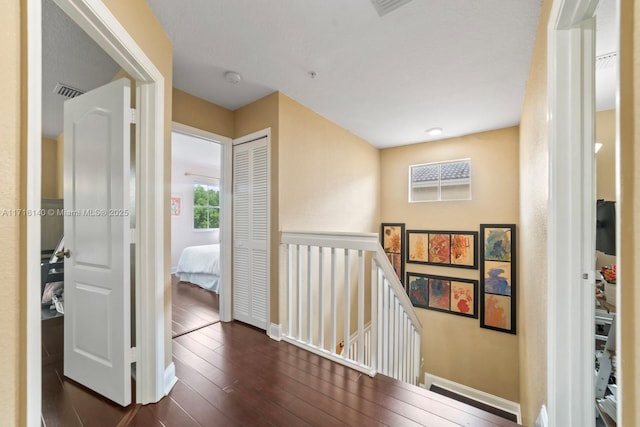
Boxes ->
[451,281,475,316]
[451,233,473,266]
[428,278,450,310]
[484,294,511,330]
[428,233,450,264]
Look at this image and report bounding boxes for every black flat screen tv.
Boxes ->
[596,200,616,256]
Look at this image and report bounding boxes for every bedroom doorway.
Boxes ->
[171,125,233,336]
[40,0,140,422]
[30,0,169,422]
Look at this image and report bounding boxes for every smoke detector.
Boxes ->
[224,71,242,84]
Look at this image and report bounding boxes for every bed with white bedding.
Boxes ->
[175,244,221,292]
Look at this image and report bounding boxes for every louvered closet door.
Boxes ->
[233,137,269,330]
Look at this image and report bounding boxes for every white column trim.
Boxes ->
[547,0,599,425]
[26,1,43,425]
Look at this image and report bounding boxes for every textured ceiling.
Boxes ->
[147,0,542,148]
[42,0,119,139]
[42,0,617,147]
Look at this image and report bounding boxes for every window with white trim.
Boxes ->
[193,182,220,230]
[409,159,471,202]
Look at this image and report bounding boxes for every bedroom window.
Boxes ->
[409,159,471,202]
[193,182,220,230]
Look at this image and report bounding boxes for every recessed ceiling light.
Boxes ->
[224,71,242,84]
[426,127,443,136]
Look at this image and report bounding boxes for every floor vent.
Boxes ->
[370,0,413,17]
[423,373,522,424]
[429,385,519,423]
[53,82,85,99]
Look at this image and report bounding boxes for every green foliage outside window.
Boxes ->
[193,183,220,229]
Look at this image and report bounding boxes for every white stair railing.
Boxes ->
[280,231,422,385]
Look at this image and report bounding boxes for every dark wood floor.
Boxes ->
[171,276,220,337]
[42,291,519,426]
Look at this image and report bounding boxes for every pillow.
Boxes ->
[42,281,64,304]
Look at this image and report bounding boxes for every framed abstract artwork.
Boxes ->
[405,272,478,318]
[405,272,429,309]
[479,224,516,334]
[406,230,478,269]
[381,223,405,281]
[170,195,181,216]
[407,230,429,263]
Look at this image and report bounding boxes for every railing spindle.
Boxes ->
[307,245,312,344]
[343,249,351,359]
[287,243,293,336]
[357,250,365,364]
[318,246,325,351]
[331,247,337,354]
[297,245,303,340]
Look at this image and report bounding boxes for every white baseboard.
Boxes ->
[164,362,178,396]
[268,323,282,341]
[423,373,522,424]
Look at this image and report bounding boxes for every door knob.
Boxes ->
[55,249,71,259]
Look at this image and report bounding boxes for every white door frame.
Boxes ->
[172,122,233,322]
[547,0,600,425]
[27,0,170,423]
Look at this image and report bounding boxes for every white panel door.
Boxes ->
[63,78,132,406]
[233,137,269,330]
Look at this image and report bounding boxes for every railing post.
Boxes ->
[357,250,365,364]
[287,243,293,336]
[297,244,303,340]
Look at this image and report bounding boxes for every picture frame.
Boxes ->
[405,272,478,318]
[479,224,516,334]
[170,195,182,216]
[381,223,405,281]
[406,230,478,269]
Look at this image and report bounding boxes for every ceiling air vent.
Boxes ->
[370,0,413,17]
[53,82,85,99]
[596,52,617,70]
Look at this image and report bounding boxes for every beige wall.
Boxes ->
[618,0,639,424]
[596,109,616,201]
[41,137,58,198]
[56,134,64,199]
[173,89,235,137]
[380,127,520,402]
[517,0,552,424]
[1,0,21,423]
[278,94,380,233]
